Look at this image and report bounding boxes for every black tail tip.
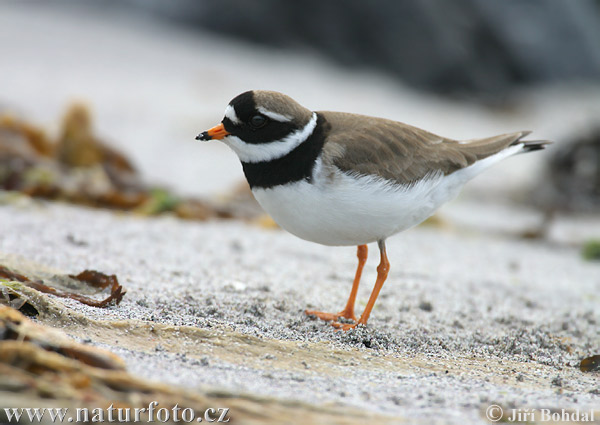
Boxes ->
[522,140,552,152]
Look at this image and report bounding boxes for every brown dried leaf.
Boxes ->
[0,266,125,308]
[174,198,215,220]
[0,114,54,157]
[580,355,600,372]
[56,103,104,167]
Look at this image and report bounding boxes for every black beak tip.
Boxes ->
[195,131,211,141]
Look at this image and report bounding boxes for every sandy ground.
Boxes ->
[1,197,599,424]
[1,2,600,424]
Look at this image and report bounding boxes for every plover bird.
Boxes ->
[196,90,549,330]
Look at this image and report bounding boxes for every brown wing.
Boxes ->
[319,111,531,184]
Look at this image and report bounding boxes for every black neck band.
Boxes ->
[241,113,329,189]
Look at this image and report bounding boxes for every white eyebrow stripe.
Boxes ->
[257,107,292,123]
[224,104,241,124]
[222,112,317,163]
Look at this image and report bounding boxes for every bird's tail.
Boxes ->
[454,131,552,182]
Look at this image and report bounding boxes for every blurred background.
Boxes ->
[1,0,599,240]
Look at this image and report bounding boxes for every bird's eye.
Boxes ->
[250,114,268,128]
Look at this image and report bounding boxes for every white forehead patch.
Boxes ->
[224,104,241,124]
[222,112,317,163]
[257,107,292,123]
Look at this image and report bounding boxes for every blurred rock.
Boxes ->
[132,0,600,97]
[534,127,600,213]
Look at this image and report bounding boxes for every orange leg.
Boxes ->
[305,244,368,323]
[332,240,389,331]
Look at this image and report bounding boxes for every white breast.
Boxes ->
[252,168,463,246]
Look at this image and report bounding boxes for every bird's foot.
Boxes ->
[304,309,357,323]
[331,321,360,331]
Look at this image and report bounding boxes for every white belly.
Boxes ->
[252,171,465,246]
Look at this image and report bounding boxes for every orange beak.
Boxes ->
[195,123,230,141]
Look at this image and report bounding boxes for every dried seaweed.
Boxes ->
[0,266,125,307]
[580,354,600,372]
[0,105,263,220]
[0,284,39,317]
[0,306,124,370]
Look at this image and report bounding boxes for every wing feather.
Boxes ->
[319,111,530,184]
